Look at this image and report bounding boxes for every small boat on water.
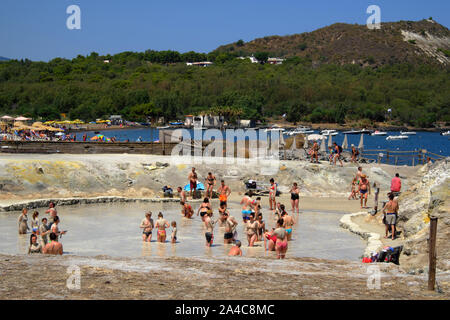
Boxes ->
[342,129,371,135]
[386,135,409,140]
[440,130,450,136]
[320,129,338,136]
[400,131,416,135]
[264,125,285,133]
[371,130,387,136]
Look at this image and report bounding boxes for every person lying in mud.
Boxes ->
[281,211,295,241]
[177,186,186,203]
[197,198,212,221]
[155,212,170,243]
[245,213,259,247]
[140,212,154,242]
[228,240,242,256]
[274,219,288,259]
[180,201,194,219]
[222,211,238,244]
[204,211,218,247]
[28,234,42,254]
[18,208,29,235]
[43,232,63,255]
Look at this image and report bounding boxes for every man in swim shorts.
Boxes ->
[188,167,198,198]
[204,211,217,247]
[217,180,231,206]
[43,232,63,255]
[45,202,57,225]
[223,211,238,244]
[358,174,371,208]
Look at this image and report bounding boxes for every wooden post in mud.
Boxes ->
[428,217,438,291]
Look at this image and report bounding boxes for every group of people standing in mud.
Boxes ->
[137,167,300,259]
[348,166,401,240]
[18,202,65,255]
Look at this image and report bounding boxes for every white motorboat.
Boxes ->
[288,127,315,135]
[386,135,408,140]
[400,131,416,135]
[440,130,450,136]
[264,125,285,132]
[371,130,387,136]
[320,129,338,136]
[342,128,371,135]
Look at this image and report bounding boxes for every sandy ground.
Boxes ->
[0,253,448,300]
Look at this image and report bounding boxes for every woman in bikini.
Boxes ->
[197,198,212,222]
[290,182,300,214]
[256,212,265,241]
[274,219,288,259]
[264,228,277,252]
[205,172,216,199]
[155,212,170,243]
[140,212,154,242]
[245,213,259,247]
[348,177,358,200]
[269,178,277,211]
[31,211,40,235]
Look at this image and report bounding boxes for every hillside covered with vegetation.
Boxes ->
[0,20,449,127]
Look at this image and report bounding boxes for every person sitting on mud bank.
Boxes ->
[228,240,242,256]
[383,193,399,240]
[180,201,194,219]
[43,232,63,255]
[155,213,170,243]
[140,212,154,242]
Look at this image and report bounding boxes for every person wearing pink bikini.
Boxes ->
[274,219,288,259]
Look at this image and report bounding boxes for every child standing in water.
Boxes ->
[171,221,177,243]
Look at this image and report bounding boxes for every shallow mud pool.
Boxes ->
[0,201,365,260]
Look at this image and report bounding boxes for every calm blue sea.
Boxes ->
[74,128,449,165]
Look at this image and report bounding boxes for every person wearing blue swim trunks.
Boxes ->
[281,211,295,241]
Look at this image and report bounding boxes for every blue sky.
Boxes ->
[0,0,448,61]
